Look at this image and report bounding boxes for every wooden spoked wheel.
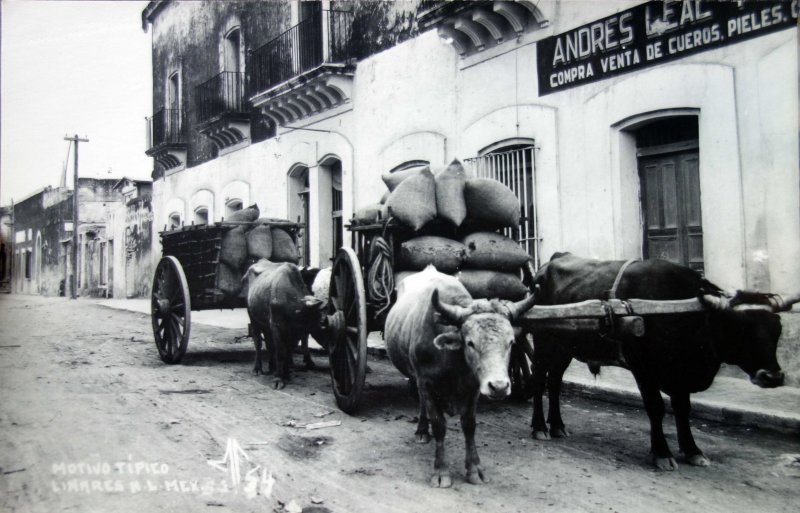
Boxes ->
[509,332,535,401]
[326,247,368,414]
[151,256,191,364]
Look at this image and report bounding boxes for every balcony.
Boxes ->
[195,71,251,153]
[145,108,187,175]
[249,9,355,128]
[417,0,549,57]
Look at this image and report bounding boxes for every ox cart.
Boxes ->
[322,217,777,414]
[151,216,746,416]
[150,220,301,364]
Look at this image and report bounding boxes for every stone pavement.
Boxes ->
[94,297,800,436]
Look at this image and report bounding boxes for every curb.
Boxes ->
[561,379,800,436]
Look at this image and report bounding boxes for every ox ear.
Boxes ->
[433,332,463,351]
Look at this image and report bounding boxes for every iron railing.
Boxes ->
[195,71,246,124]
[146,108,184,150]
[250,9,354,94]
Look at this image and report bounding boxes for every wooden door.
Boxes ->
[639,149,703,272]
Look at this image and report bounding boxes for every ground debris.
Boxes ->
[285,500,302,513]
[306,420,341,430]
[313,410,334,418]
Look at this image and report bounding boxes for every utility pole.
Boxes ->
[64,134,89,299]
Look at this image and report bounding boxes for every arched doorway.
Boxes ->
[288,164,311,266]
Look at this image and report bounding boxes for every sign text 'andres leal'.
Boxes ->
[536,1,798,96]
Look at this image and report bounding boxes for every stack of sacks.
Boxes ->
[457,231,531,300]
[216,205,301,296]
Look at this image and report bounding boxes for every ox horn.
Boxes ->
[766,292,800,313]
[432,289,472,325]
[506,290,538,321]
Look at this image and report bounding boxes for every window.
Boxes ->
[223,27,242,73]
[225,199,243,218]
[288,166,310,266]
[169,212,182,230]
[168,71,180,109]
[465,142,539,268]
[195,207,209,225]
[331,161,343,259]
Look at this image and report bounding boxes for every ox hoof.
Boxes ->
[466,465,489,485]
[272,379,287,390]
[685,453,711,467]
[649,454,678,471]
[532,430,551,441]
[551,428,569,438]
[430,470,452,488]
[416,432,431,444]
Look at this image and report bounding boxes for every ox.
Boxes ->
[385,266,535,487]
[245,261,326,389]
[529,252,796,470]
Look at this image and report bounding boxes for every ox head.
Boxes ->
[431,289,536,400]
[700,289,800,388]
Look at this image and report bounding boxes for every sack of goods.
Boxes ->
[352,203,384,226]
[384,166,437,231]
[215,206,302,296]
[463,178,520,228]
[461,231,531,272]
[217,261,243,297]
[398,236,466,274]
[226,204,260,223]
[457,270,529,301]
[270,227,300,264]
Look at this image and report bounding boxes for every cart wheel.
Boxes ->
[326,247,368,414]
[151,256,191,364]
[509,332,535,401]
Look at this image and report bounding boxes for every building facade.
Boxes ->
[9,178,127,297]
[107,178,155,298]
[143,0,799,296]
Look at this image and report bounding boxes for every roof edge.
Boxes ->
[142,1,171,32]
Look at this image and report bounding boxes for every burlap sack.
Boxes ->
[385,168,437,231]
[381,165,429,192]
[353,203,384,225]
[457,270,528,300]
[246,225,272,260]
[226,204,260,223]
[435,159,467,227]
[464,178,520,228]
[217,261,242,296]
[271,227,300,263]
[399,236,466,273]
[219,226,247,268]
[461,231,531,271]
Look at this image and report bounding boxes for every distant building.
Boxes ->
[108,178,154,298]
[10,178,124,297]
[0,206,11,288]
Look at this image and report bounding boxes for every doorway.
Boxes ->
[636,117,702,272]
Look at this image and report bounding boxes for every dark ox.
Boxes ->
[385,266,535,487]
[245,261,326,389]
[530,252,796,470]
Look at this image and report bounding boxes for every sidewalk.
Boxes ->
[95,297,800,435]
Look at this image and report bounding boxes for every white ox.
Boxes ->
[385,265,535,487]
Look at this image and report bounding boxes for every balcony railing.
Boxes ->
[146,108,184,150]
[195,71,246,124]
[251,9,354,94]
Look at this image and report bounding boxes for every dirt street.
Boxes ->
[1,294,798,513]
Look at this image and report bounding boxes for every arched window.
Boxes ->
[194,207,209,226]
[225,199,243,218]
[169,212,182,230]
[465,139,539,267]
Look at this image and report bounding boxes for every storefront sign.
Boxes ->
[537,0,798,96]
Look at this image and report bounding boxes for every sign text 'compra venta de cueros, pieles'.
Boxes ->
[536,0,799,96]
